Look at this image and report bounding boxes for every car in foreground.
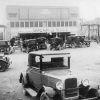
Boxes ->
[19,50,100,100]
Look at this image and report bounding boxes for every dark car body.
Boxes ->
[66,36,90,48]
[36,37,47,50]
[19,50,100,100]
[0,53,11,72]
[22,39,37,53]
[50,37,63,50]
[0,40,10,54]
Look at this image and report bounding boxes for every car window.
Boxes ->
[42,55,68,69]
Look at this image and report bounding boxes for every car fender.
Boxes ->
[19,72,28,85]
[0,60,8,64]
[43,86,56,98]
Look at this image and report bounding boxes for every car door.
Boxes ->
[28,55,42,91]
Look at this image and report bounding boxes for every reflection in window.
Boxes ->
[35,21,38,27]
[48,21,51,27]
[61,21,64,27]
[30,22,34,27]
[15,22,19,27]
[10,22,14,27]
[65,21,68,26]
[52,21,56,27]
[20,22,24,27]
[25,22,29,27]
[69,21,72,26]
[57,21,60,27]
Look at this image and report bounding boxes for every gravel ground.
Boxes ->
[0,42,100,100]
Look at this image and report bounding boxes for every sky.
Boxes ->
[0,0,100,25]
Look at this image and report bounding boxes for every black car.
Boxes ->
[0,53,11,72]
[22,39,37,53]
[0,40,10,54]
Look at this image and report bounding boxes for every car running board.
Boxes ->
[24,88,37,97]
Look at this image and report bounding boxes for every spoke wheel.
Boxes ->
[0,61,7,72]
[40,92,52,100]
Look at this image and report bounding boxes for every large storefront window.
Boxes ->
[52,21,56,27]
[48,21,51,27]
[10,22,14,27]
[20,22,24,27]
[69,21,72,26]
[65,21,68,26]
[61,21,64,27]
[73,21,77,26]
[39,21,42,27]
[35,21,38,27]
[30,22,34,27]
[15,22,19,27]
[25,22,29,27]
[57,21,60,27]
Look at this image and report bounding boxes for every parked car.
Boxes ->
[36,37,47,50]
[66,36,90,48]
[0,53,11,72]
[19,50,100,100]
[22,39,37,53]
[50,37,63,50]
[0,40,11,54]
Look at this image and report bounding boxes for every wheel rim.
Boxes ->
[40,92,50,100]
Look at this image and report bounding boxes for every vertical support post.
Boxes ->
[98,24,99,37]
[40,55,42,72]
[88,25,90,40]
[68,56,70,69]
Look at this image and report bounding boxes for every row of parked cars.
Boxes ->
[21,35,91,53]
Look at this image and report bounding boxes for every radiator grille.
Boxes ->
[65,78,78,98]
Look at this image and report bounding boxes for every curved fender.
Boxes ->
[43,86,56,98]
[19,72,28,85]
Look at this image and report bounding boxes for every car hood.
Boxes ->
[42,69,76,82]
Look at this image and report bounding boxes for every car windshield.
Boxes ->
[35,54,68,70]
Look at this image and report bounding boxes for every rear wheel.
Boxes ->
[40,92,53,100]
[0,61,7,72]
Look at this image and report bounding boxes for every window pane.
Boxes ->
[69,21,72,26]
[10,22,14,27]
[52,21,56,27]
[25,22,29,27]
[61,21,64,27]
[65,21,68,26]
[15,22,19,27]
[35,21,38,27]
[30,22,34,27]
[39,21,42,27]
[48,21,51,27]
[73,21,77,26]
[57,21,60,27]
[20,22,24,27]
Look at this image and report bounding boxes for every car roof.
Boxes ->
[29,50,70,56]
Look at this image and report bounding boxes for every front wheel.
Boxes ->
[0,61,7,72]
[40,92,53,100]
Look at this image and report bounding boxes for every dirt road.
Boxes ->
[0,42,100,100]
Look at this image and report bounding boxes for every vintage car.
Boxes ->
[0,40,11,54]
[50,37,64,50]
[0,53,11,72]
[66,36,91,48]
[22,39,37,53]
[19,50,100,100]
[36,37,47,50]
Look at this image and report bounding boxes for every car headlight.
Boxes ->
[82,79,89,86]
[56,81,63,90]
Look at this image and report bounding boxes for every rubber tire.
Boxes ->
[0,61,7,72]
[40,92,53,100]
